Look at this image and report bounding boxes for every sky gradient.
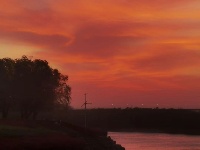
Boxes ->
[0,0,200,108]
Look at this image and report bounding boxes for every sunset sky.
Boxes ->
[0,0,200,108]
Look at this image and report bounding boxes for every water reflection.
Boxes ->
[108,132,200,150]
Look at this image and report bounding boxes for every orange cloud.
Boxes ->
[0,30,71,48]
[0,0,200,108]
[129,48,200,72]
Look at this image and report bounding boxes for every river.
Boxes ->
[108,132,200,150]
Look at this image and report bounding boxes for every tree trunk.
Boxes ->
[2,110,8,119]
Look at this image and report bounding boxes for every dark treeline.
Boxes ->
[0,56,71,119]
[66,108,200,135]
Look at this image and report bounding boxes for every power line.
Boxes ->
[81,93,92,129]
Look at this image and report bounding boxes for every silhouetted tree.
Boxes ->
[55,71,71,109]
[0,56,71,119]
[0,58,15,118]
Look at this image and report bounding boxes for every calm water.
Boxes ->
[108,132,200,150]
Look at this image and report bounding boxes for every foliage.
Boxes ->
[0,58,15,118]
[0,56,71,119]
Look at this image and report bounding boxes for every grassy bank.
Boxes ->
[0,120,85,150]
[0,120,125,150]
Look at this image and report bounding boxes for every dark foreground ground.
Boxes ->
[0,120,125,150]
[2,108,199,149]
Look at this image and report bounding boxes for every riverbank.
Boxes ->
[84,135,125,150]
[0,120,125,150]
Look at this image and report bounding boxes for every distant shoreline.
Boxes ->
[66,108,200,136]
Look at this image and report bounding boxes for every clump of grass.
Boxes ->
[0,125,57,137]
[0,135,85,150]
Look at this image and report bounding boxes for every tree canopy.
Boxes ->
[0,56,71,119]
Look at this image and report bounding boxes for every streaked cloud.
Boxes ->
[0,0,200,108]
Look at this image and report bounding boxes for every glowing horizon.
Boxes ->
[0,0,200,108]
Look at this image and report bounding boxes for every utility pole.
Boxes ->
[81,93,92,129]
